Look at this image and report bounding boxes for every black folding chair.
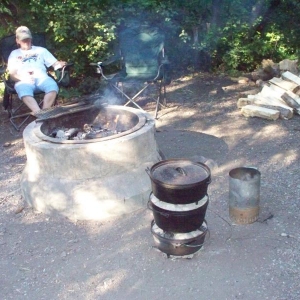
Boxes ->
[0,33,72,131]
[91,23,171,118]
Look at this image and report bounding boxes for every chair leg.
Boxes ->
[6,95,13,118]
[154,81,167,119]
[162,83,167,106]
[124,84,149,110]
[9,114,33,131]
[7,95,43,131]
[111,83,146,111]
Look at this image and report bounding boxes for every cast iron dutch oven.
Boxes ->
[146,159,211,204]
[148,193,209,233]
[151,220,208,256]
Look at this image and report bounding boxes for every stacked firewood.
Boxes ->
[238,71,300,120]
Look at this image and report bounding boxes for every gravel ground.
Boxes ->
[0,73,299,300]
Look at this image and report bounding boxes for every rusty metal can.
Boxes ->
[229,167,261,224]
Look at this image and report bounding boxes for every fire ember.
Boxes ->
[50,114,120,140]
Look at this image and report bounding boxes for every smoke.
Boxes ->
[92,85,123,109]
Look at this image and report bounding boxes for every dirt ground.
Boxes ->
[0,73,300,300]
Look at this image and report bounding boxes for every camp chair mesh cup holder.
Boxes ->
[0,33,72,131]
[91,25,170,118]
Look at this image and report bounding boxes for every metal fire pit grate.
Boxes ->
[34,102,95,121]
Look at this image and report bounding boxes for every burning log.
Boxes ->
[105,114,120,132]
[113,114,120,131]
[49,117,122,140]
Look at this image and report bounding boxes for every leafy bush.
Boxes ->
[1,0,300,82]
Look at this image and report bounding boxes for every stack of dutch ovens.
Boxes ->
[146,159,211,257]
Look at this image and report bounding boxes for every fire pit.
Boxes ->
[21,105,162,221]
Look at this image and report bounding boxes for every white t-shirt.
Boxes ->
[7,46,57,80]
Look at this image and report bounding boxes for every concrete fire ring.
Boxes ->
[21,105,162,221]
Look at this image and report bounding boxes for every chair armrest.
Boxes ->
[90,54,122,69]
[101,54,122,67]
[90,55,122,81]
[55,62,74,71]
[161,55,170,65]
[2,77,16,93]
[55,62,73,87]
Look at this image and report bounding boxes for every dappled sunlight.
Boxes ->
[176,109,198,119]
[25,149,42,181]
[37,209,154,298]
[1,0,300,297]
[1,67,300,300]
[74,191,116,219]
[155,84,300,177]
[269,150,298,167]
[58,267,129,300]
[166,73,255,107]
[167,77,195,93]
[80,270,127,298]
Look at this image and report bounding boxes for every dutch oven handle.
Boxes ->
[182,241,205,248]
[182,228,210,247]
[147,192,170,218]
[175,167,187,176]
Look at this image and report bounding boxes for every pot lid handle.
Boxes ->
[175,167,187,176]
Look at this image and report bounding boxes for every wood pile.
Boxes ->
[238,71,300,120]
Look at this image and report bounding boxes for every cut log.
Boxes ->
[269,77,300,93]
[260,85,288,103]
[281,71,300,86]
[281,91,300,107]
[267,82,286,97]
[281,92,300,115]
[251,94,294,113]
[241,105,280,120]
[237,96,292,118]
[252,104,293,119]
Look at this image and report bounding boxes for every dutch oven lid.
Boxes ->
[151,159,210,185]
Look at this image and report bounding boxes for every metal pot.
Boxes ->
[151,220,208,256]
[146,159,211,204]
[148,193,209,233]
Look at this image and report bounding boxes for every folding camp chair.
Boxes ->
[91,24,170,118]
[0,33,72,131]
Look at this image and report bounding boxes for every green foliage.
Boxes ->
[213,18,297,72]
[26,1,117,77]
[58,87,81,101]
[78,77,101,95]
[1,0,300,85]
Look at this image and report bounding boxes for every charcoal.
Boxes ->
[65,128,80,139]
[56,130,67,139]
